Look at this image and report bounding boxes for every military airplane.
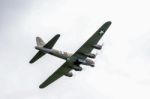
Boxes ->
[29,21,111,88]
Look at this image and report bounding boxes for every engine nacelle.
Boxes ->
[79,52,96,58]
[92,44,102,50]
[84,53,96,58]
[65,72,73,77]
[76,59,86,64]
[74,59,95,67]
[77,59,95,67]
[70,65,82,71]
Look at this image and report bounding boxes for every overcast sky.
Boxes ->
[0,0,150,99]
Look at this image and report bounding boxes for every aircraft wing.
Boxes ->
[70,21,111,60]
[39,62,72,88]
[39,21,111,88]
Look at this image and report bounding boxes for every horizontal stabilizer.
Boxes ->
[44,34,60,48]
[29,34,60,64]
[29,51,45,63]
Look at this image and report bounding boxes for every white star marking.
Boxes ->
[99,30,104,34]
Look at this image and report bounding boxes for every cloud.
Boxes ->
[0,0,150,99]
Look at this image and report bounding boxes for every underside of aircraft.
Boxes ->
[29,21,112,88]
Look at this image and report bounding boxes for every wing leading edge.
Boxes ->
[39,21,111,88]
[70,21,111,61]
[39,62,72,88]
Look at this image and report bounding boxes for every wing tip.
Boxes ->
[56,34,60,38]
[106,21,112,25]
[29,61,33,64]
[29,57,36,64]
[29,59,34,64]
[39,84,45,89]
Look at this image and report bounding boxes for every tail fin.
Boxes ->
[36,37,45,47]
[29,34,60,64]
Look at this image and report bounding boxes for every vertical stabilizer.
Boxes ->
[36,37,45,47]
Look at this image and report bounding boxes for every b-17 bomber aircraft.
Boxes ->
[29,21,111,88]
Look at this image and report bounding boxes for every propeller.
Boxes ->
[101,43,104,48]
[95,52,99,56]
